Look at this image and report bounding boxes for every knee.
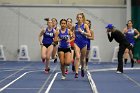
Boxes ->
[80,57,85,62]
[42,55,47,59]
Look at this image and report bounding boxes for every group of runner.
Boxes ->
[39,12,140,79]
[39,13,94,80]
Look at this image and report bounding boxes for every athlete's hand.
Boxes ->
[78,28,82,33]
[106,29,110,33]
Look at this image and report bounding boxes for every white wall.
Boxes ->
[0,0,125,5]
[0,5,126,61]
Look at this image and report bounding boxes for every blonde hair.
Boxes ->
[77,13,86,22]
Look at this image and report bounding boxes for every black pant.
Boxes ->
[117,43,129,72]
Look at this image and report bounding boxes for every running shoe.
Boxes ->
[45,68,50,73]
[81,69,85,77]
[54,58,57,63]
[65,69,68,74]
[75,73,78,78]
[61,75,66,80]
[79,65,81,69]
[116,71,122,74]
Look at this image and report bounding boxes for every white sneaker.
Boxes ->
[116,71,122,74]
[61,75,66,80]
[79,65,81,69]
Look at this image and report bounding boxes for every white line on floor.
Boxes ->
[0,72,28,92]
[89,67,140,72]
[45,72,60,93]
[123,74,140,88]
[87,71,98,93]
[37,63,59,93]
[0,63,32,84]
[0,70,42,92]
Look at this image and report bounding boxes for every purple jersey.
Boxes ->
[42,28,55,44]
[125,28,135,45]
[74,23,87,49]
[58,28,71,48]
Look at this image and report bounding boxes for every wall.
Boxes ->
[0,0,125,5]
[0,5,126,61]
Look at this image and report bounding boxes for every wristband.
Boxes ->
[81,30,85,34]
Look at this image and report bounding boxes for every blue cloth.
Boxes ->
[125,29,135,45]
[42,28,55,44]
[74,23,87,49]
[58,28,70,48]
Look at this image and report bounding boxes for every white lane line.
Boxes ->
[45,72,60,93]
[0,63,32,84]
[6,88,40,90]
[0,70,42,92]
[89,67,140,72]
[87,71,99,93]
[0,72,28,92]
[123,74,140,88]
[0,69,19,72]
[37,63,59,93]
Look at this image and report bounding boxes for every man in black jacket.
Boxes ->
[106,24,132,73]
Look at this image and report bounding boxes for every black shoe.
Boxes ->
[54,58,57,63]
[75,73,78,78]
[45,68,50,73]
[81,69,85,77]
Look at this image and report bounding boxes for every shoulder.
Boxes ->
[123,27,128,33]
[40,27,45,33]
[84,23,88,27]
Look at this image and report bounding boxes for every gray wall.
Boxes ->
[0,5,126,61]
[0,0,125,5]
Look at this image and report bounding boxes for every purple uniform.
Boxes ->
[74,23,87,49]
